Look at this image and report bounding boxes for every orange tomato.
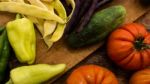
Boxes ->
[66,65,118,84]
[129,68,150,84]
[107,23,150,70]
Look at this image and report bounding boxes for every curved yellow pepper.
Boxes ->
[6,14,36,64]
[6,64,66,84]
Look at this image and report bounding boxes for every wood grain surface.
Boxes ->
[0,0,149,83]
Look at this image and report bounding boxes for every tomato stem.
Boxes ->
[134,37,144,50]
[134,37,150,50]
[142,44,150,49]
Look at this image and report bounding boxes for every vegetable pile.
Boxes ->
[0,0,149,84]
[0,0,75,83]
[65,0,150,83]
[0,0,75,48]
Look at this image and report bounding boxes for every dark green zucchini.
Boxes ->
[67,5,126,48]
[0,27,10,83]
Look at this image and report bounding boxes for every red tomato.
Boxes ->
[67,65,118,84]
[129,68,150,84]
[107,23,150,70]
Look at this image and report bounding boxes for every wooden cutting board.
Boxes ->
[0,0,149,83]
[36,0,149,68]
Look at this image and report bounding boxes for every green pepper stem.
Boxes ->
[5,79,13,84]
[15,14,22,19]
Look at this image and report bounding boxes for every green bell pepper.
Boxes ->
[6,14,36,64]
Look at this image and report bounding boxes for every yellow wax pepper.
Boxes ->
[6,64,66,84]
[6,14,36,64]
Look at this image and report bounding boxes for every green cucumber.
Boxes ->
[67,5,126,48]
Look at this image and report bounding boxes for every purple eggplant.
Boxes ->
[65,0,112,34]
